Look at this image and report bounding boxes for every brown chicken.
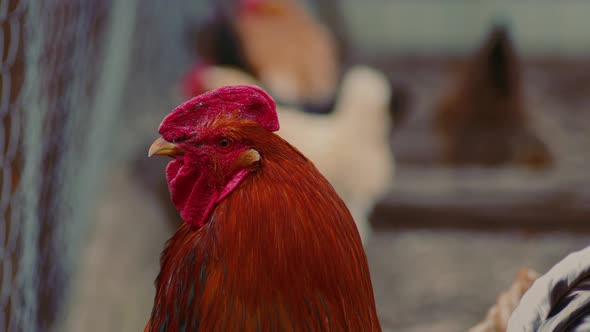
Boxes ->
[145,85,381,331]
[232,0,340,108]
[434,25,553,169]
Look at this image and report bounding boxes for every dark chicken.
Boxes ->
[145,85,381,331]
[434,25,552,169]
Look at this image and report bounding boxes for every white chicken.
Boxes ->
[180,64,395,243]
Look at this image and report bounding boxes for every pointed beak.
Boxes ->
[148,137,182,157]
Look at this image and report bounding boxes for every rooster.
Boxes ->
[145,85,382,331]
[180,64,395,243]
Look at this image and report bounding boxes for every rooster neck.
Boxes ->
[148,138,382,331]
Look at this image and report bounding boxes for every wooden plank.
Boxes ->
[371,180,590,233]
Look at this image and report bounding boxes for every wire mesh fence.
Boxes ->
[0,0,136,330]
[0,0,203,329]
[0,0,25,330]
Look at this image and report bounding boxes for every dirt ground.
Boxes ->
[367,231,590,331]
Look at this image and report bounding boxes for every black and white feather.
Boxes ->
[507,245,590,332]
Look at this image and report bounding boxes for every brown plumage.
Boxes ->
[145,86,381,331]
[434,25,553,169]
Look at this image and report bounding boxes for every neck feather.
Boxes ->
[149,134,381,331]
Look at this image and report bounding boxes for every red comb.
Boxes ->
[161,85,279,133]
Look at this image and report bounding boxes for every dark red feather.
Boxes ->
[146,86,381,331]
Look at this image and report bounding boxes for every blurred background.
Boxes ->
[2,0,590,331]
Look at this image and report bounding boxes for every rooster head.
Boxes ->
[149,85,279,228]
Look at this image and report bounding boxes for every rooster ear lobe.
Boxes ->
[226,85,280,132]
[238,149,261,168]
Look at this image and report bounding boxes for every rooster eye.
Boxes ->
[219,139,230,148]
[173,135,187,143]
